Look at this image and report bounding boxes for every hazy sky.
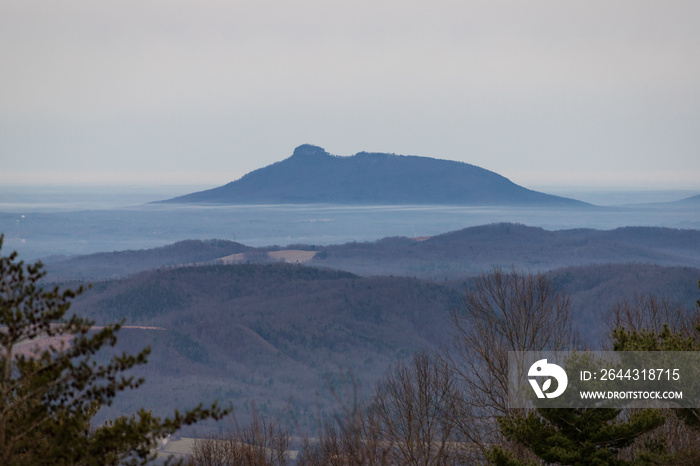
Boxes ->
[2,1,699,189]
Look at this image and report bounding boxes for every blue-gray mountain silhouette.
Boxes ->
[162,144,586,205]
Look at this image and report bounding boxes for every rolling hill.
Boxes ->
[159,144,587,206]
[313,223,700,278]
[44,239,252,280]
[71,262,463,430]
[675,193,700,205]
[68,261,700,432]
[45,224,700,281]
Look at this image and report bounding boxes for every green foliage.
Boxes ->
[488,282,700,465]
[490,408,665,466]
[612,281,700,353]
[612,281,700,433]
[0,235,228,465]
[613,324,698,352]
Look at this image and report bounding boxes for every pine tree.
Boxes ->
[489,407,664,466]
[491,282,700,465]
[0,236,228,465]
[612,280,700,433]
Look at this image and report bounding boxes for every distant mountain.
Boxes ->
[676,194,700,205]
[314,223,700,278]
[45,223,700,282]
[160,144,587,206]
[44,239,251,280]
[622,192,700,208]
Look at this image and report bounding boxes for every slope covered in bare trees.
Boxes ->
[64,260,700,434]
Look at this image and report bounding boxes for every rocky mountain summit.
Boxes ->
[160,145,587,206]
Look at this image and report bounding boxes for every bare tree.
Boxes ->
[297,410,389,466]
[602,293,699,349]
[371,351,465,465]
[296,372,390,466]
[190,408,291,466]
[448,267,579,459]
[298,355,467,465]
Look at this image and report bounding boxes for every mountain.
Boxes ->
[621,192,700,208]
[676,194,700,205]
[71,262,463,429]
[313,223,700,278]
[69,261,700,431]
[44,239,251,280]
[160,144,587,206]
[44,224,700,281]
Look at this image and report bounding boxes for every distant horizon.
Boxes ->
[2,172,697,192]
[1,180,698,213]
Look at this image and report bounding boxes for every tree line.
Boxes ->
[191,269,700,465]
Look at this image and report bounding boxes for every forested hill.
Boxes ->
[313,223,700,278]
[69,261,700,429]
[159,144,587,206]
[44,224,700,281]
[44,239,251,280]
[71,262,463,428]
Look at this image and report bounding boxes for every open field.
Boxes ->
[5,326,166,358]
[218,249,318,264]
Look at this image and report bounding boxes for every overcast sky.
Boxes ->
[1,1,699,189]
